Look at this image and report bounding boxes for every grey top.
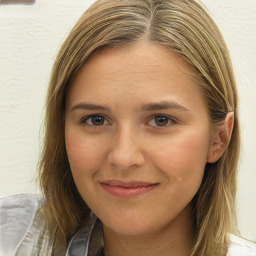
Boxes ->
[0,194,103,256]
[0,194,256,256]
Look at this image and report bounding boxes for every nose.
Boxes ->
[107,127,145,170]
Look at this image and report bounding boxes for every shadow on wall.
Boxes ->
[0,0,35,5]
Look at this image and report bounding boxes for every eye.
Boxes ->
[81,115,110,126]
[148,115,175,127]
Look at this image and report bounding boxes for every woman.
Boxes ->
[0,0,255,255]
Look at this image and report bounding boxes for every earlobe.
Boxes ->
[207,112,234,163]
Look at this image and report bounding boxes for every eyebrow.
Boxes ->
[140,101,191,112]
[70,103,110,112]
[70,100,190,112]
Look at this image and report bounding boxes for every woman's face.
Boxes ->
[65,43,212,236]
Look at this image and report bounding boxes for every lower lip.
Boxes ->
[100,183,158,199]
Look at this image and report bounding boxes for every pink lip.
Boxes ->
[100,180,159,199]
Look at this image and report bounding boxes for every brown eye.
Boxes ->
[91,115,105,125]
[155,116,169,126]
[148,115,174,127]
[82,115,108,126]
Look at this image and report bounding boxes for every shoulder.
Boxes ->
[0,193,44,255]
[228,234,256,256]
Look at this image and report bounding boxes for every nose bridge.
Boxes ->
[108,124,145,169]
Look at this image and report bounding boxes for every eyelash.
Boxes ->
[80,114,111,127]
[80,114,177,128]
[146,114,177,127]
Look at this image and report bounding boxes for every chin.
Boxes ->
[101,214,165,236]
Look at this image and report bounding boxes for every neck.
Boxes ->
[103,205,195,256]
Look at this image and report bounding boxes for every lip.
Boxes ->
[100,180,159,199]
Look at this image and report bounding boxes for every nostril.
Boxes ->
[108,148,145,170]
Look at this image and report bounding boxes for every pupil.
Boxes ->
[92,116,104,125]
[155,116,168,126]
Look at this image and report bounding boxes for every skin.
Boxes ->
[65,42,232,256]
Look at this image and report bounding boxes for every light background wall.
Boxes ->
[0,0,255,240]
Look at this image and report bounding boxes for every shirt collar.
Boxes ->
[66,214,104,256]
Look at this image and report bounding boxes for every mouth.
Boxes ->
[100,180,159,198]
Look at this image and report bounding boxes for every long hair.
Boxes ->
[39,0,240,255]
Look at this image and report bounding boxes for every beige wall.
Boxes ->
[0,0,255,240]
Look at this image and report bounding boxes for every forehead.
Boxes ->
[66,42,206,112]
[77,43,193,83]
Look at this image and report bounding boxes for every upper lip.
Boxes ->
[100,180,159,188]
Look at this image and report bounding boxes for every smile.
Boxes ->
[100,180,159,199]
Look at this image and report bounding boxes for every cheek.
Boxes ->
[145,132,210,217]
[65,129,108,208]
[65,128,107,176]
[148,131,209,184]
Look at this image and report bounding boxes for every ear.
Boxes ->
[207,112,234,163]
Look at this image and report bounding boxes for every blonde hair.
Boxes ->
[39,0,240,255]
